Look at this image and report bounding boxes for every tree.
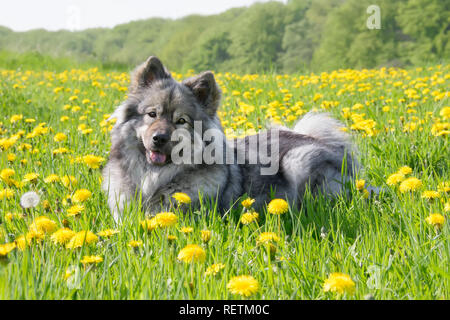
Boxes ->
[185,32,231,71]
[227,2,288,72]
[397,0,450,64]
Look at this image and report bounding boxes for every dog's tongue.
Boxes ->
[150,151,167,164]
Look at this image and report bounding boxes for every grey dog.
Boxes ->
[102,56,358,222]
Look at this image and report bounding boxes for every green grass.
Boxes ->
[0,58,448,299]
[0,50,128,72]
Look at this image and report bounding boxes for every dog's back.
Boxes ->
[225,112,357,211]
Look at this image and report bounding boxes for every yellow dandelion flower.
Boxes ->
[66,231,98,249]
[5,212,14,222]
[0,168,15,181]
[61,194,72,206]
[444,202,450,212]
[61,175,77,188]
[0,242,16,257]
[425,214,445,228]
[25,229,45,243]
[227,275,259,297]
[28,216,57,234]
[67,204,84,217]
[172,192,191,204]
[44,174,60,183]
[241,197,255,209]
[97,229,119,238]
[0,188,14,200]
[386,173,405,185]
[15,235,28,250]
[399,177,422,193]
[155,212,177,228]
[167,235,177,241]
[440,107,450,119]
[7,153,16,162]
[72,189,92,203]
[80,255,103,265]
[437,182,450,193]
[180,226,193,234]
[18,142,32,151]
[71,106,81,113]
[201,230,211,243]
[50,228,76,245]
[82,155,105,169]
[52,147,70,155]
[257,232,280,245]
[398,166,412,175]
[313,93,323,102]
[128,240,143,248]
[240,211,259,225]
[362,189,370,199]
[323,273,356,295]
[421,190,440,200]
[177,244,206,263]
[355,179,365,191]
[10,114,23,123]
[53,133,67,142]
[23,172,39,183]
[267,198,289,215]
[63,267,76,281]
[141,217,158,231]
[204,263,225,276]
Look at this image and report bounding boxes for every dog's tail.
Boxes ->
[293,112,358,177]
[291,112,382,197]
[293,112,352,151]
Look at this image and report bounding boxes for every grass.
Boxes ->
[0,50,128,72]
[0,57,448,299]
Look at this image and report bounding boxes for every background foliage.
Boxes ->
[0,0,448,73]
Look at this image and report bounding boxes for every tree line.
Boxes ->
[0,0,448,73]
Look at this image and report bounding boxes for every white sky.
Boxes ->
[0,0,287,32]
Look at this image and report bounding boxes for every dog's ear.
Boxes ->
[183,71,221,116]
[130,56,171,92]
[108,103,138,126]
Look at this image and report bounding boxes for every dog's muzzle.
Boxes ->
[143,132,172,165]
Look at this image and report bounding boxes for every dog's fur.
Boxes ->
[102,56,358,222]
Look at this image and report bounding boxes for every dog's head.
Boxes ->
[110,56,223,167]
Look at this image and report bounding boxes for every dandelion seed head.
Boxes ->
[20,191,40,209]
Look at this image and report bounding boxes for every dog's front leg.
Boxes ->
[146,185,197,214]
[144,193,173,215]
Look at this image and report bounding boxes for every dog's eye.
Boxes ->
[177,118,186,125]
[148,111,157,118]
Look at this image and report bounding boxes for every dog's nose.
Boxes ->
[152,133,170,146]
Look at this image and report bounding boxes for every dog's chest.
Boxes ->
[140,165,181,199]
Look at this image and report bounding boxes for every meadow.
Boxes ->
[0,59,448,299]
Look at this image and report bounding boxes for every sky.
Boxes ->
[0,0,287,32]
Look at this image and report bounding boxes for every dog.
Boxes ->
[102,56,358,222]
